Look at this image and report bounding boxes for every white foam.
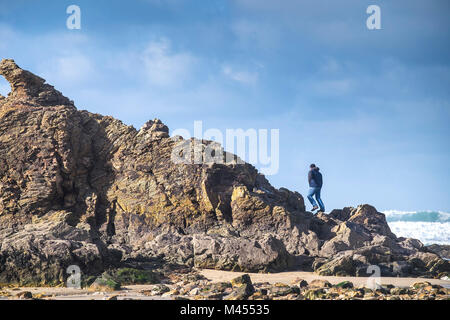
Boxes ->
[388,221,450,245]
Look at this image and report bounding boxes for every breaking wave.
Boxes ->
[383,210,450,223]
[383,210,450,245]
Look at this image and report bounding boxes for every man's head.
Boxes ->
[310,163,316,169]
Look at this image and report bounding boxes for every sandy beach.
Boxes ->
[1,269,448,300]
[199,269,450,288]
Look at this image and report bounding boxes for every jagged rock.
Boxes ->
[411,281,431,289]
[270,283,296,297]
[89,275,121,292]
[309,279,332,288]
[137,119,169,141]
[151,284,171,295]
[15,291,33,299]
[225,274,255,300]
[200,281,232,298]
[335,281,353,289]
[291,277,308,288]
[102,268,161,285]
[0,59,73,109]
[426,244,450,260]
[192,234,293,272]
[224,283,254,300]
[304,288,326,300]
[392,261,412,276]
[316,254,358,276]
[0,216,105,285]
[0,59,446,284]
[319,221,372,257]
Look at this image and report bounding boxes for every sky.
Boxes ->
[0,0,449,212]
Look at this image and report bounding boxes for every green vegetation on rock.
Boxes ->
[109,268,161,285]
[335,281,353,289]
[90,276,121,292]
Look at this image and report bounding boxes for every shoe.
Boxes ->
[311,206,319,211]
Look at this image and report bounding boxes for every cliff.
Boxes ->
[0,59,448,285]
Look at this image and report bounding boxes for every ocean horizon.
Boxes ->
[383,210,450,246]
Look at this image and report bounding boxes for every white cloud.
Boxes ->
[0,24,96,89]
[222,65,258,85]
[140,38,195,86]
[41,54,95,84]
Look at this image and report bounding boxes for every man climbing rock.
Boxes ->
[307,164,325,213]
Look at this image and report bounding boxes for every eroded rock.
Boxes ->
[0,59,446,284]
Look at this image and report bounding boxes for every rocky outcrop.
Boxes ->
[0,59,448,285]
[0,59,73,109]
[426,244,450,260]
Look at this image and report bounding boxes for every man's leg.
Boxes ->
[314,188,325,212]
[307,188,318,208]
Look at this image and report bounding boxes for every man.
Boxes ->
[307,164,325,212]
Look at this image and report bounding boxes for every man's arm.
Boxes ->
[308,171,313,184]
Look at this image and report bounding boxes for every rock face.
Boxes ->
[0,59,448,285]
[426,244,450,260]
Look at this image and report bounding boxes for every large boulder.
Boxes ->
[192,234,293,272]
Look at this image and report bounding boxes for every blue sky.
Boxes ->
[1,0,449,212]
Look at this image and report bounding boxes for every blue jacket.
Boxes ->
[308,168,323,188]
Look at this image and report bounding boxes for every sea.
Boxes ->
[383,210,450,246]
